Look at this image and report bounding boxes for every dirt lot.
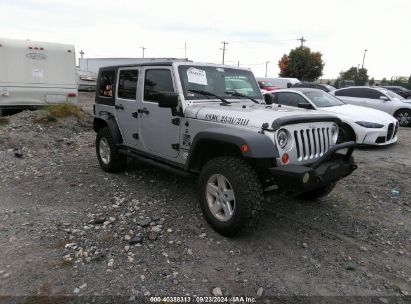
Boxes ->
[0,93,410,302]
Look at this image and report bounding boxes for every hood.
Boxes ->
[185,102,338,129]
[320,104,396,124]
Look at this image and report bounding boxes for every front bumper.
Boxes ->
[269,142,357,193]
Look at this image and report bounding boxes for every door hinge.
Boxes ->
[171,143,180,151]
[171,118,180,125]
[132,133,139,140]
[132,112,138,118]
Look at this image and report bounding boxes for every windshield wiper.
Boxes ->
[188,90,231,105]
[224,90,260,104]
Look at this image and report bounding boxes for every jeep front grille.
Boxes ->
[294,127,331,161]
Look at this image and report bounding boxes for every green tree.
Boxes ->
[368,77,375,86]
[338,67,369,86]
[278,46,324,81]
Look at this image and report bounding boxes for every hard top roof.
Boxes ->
[98,61,252,71]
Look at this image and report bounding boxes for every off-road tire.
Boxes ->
[96,127,126,173]
[198,156,264,237]
[300,182,336,200]
[394,109,411,127]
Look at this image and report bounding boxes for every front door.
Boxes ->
[114,68,140,149]
[137,67,180,159]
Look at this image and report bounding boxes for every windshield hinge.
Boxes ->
[171,118,180,125]
[171,143,180,151]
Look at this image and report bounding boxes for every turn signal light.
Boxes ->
[67,93,76,97]
[281,153,289,164]
[241,144,249,152]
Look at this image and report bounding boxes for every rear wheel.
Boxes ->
[394,109,411,127]
[198,157,263,237]
[96,127,126,173]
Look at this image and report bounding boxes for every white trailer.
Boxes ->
[0,38,78,114]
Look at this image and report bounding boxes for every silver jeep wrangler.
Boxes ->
[93,60,357,236]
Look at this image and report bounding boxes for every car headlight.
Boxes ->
[331,123,339,143]
[277,129,288,148]
[355,121,384,128]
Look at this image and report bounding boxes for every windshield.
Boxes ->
[261,81,274,86]
[178,65,262,101]
[380,89,405,100]
[303,90,345,107]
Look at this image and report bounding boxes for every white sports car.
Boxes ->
[264,88,399,145]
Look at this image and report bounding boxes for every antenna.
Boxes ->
[297,36,307,47]
[220,41,228,64]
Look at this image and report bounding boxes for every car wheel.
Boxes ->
[394,109,411,127]
[96,127,126,173]
[198,156,263,237]
[337,124,355,144]
[300,183,336,200]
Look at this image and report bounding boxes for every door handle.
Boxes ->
[115,104,124,110]
[138,108,149,115]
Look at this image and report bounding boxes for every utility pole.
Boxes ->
[140,46,146,58]
[237,60,240,67]
[79,49,84,59]
[184,42,187,59]
[297,36,307,47]
[361,49,368,69]
[220,41,228,64]
[265,61,270,77]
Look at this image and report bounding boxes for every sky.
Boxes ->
[1,0,410,80]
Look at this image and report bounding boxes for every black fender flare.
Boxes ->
[93,113,123,145]
[185,127,278,170]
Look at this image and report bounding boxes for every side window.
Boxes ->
[335,88,361,98]
[144,69,174,102]
[99,70,115,98]
[277,93,306,107]
[363,88,383,99]
[118,69,138,100]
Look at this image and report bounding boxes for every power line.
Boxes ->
[140,46,146,58]
[220,41,228,64]
[297,36,307,47]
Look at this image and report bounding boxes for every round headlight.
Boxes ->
[277,129,288,148]
[331,123,339,143]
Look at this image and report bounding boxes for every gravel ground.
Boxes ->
[0,93,410,302]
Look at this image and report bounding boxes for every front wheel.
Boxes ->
[96,127,126,173]
[198,157,263,237]
[394,109,411,127]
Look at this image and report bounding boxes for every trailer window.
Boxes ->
[99,71,115,98]
[118,70,138,100]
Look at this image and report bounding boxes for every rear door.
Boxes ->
[334,88,364,106]
[114,68,140,149]
[137,66,180,159]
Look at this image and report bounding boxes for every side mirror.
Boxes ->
[157,92,179,108]
[264,93,275,105]
[379,95,389,102]
[298,102,313,109]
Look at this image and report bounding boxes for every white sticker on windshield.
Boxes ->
[187,67,207,85]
